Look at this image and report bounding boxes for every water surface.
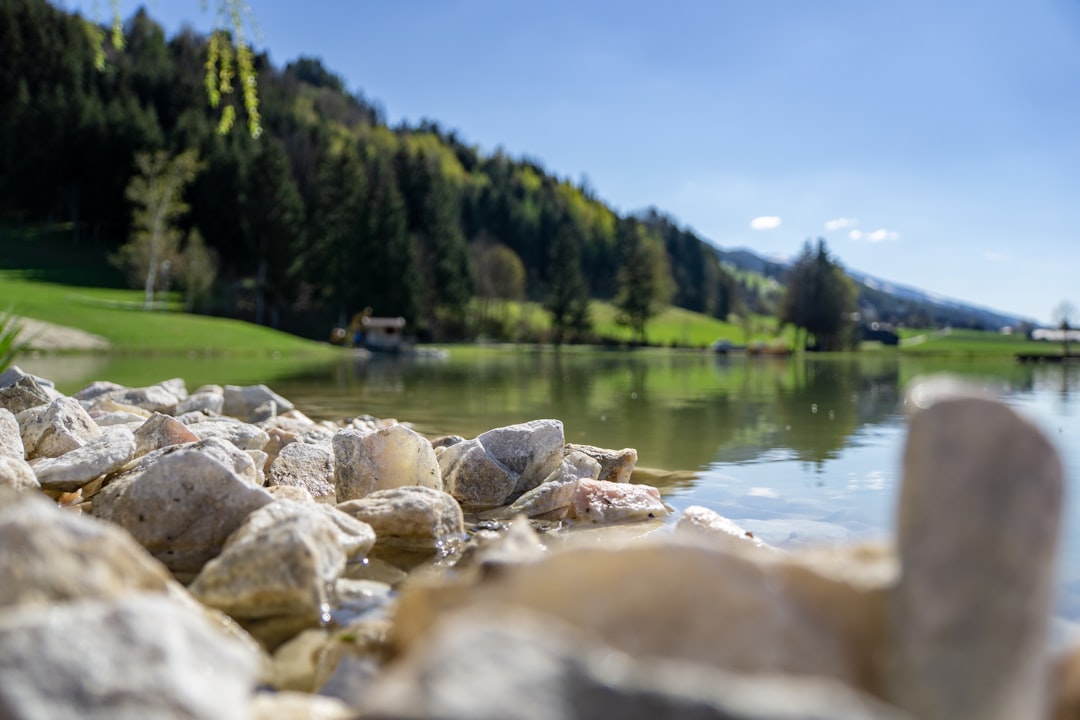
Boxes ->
[19,348,1080,614]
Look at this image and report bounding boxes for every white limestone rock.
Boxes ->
[91,448,274,580]
[567,443,638,483]
[0,373,52,414]
[18,396,101,459]
[337,485,464,557]
[189,500,374,622]
[333,424,441,502]
[0,594,259,720]
[0,487,173,608]
[270,440,336,503]
[224,383,295,422]
[31,426,136,492]
[0,455,38,491]
[437,437,517,507]
[187,417,270,452]
[173,389,225,416]
[0,407,24,459]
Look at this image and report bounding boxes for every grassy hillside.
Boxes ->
[0,227,334,355]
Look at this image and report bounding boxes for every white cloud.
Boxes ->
[750,216,782,230]
[983,251,1011,264]
[849,228,899,243]
[824,217,858,231]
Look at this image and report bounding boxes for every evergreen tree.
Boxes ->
[545,218,591,344]
[613,219,673,344]
[779,239,857,351]
[241,136,305,326]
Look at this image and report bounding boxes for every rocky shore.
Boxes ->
[0,366,1075,719]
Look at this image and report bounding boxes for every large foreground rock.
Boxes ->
[0,488,173,608]
[0,594,259,720]
[885,387,1064,720]
[92,448,274,580]
[366,606,910,720]
[390,541,890,692]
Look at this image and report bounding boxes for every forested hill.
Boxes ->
[2,1,744,340]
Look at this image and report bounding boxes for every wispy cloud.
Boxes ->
[750,216,782,230]
[849,228,899,243]
[983,251,1011,264]
[824,217,858,231]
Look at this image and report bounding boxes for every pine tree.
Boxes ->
[545,218,591,345]
[613,220,672,344]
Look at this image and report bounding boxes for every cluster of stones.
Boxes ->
[0,365,1075,719]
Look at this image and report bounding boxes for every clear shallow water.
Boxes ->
[19,348,1080,615]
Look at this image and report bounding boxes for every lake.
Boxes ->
[17,347,1080,616]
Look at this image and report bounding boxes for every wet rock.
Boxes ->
[885,389,1063,720]
[224,383,295,422]
[190,500,374,625]
[0,455,38,491]
[91,448,274,580]
[18,396,101,459]
[675,505,774,553]
[0,487,173,608]
[31,426,136,492]
[0,373,52,414]
[497,476,579,520]
[337,485,464,560]
[133,412,200,457]
[568,443,638,483]
[0,407,24,459]
[368,605,910,720]
[187,417,270,451]
[0,593,259,720]
[569,478,669,524]
[458,514,547,571]
[174,389,225,416]
[270,441,336,503]
[333,424,441,502]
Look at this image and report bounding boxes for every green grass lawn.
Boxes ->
[886,327,1063,358]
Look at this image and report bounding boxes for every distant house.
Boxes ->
[361,316,407,351]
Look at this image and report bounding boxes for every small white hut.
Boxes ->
[360,316,406,351]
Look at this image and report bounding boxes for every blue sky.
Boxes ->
[62,1,1080,323]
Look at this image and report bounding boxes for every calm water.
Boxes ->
[19,348,1080,615]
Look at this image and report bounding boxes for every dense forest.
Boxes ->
[1,1,749,342]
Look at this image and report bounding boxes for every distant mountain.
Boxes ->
[715,246,1028,330]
